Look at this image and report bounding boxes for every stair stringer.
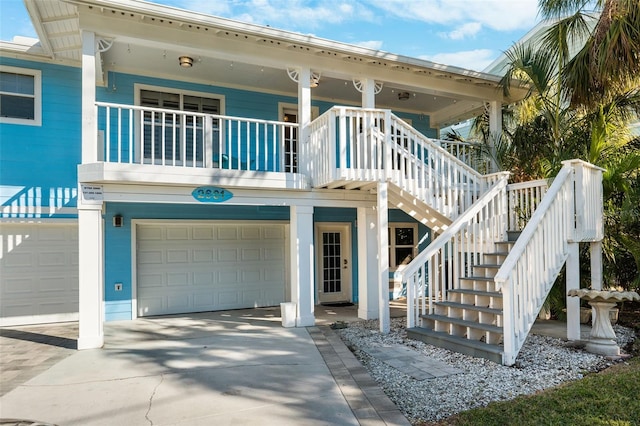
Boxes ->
[387,182,452,233]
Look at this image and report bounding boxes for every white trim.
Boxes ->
[130,219,290,320]
[278,102,319,121]
[0,313,79,328]
[0,217,78,224]
[0,65,42,126]
[0,206,78,218]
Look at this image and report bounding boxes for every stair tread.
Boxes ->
[448,288,502,297]
[420,313,503,333]
[484,251,510,256]
[436,301,503,315]
[407,327,503,360]
[459,276,495,282]
[473,263,502,268]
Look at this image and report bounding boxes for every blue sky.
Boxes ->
[0,0,543,72]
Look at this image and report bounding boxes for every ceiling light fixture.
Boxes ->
[398,91,410,101]
[178,55,194,68]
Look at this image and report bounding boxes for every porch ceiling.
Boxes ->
[21,0,529,128]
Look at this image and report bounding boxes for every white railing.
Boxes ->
[506,179,549,231]
[438,140,493,174]
[402,174,510,328]
[309,107,496,220]
[495,160,603,366]
[96,102,298,172]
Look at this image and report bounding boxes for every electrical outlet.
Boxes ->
[115,283,123,291]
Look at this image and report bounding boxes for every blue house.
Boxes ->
[0,0,605,365]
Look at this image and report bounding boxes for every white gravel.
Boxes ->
[338,318,636,424]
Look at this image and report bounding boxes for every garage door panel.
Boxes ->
[218,249,238,262]
[242,248,260,261]
[137,222,286,317]
[138,226,163,240]
[193,250,214,262]
[1,223,78,326]
[241,226,261,239]
[138,250,164,264]
[3,277,35,294]
[138,273,164,288]
[167,249,189,263]
[167,227,189,240]
[167,273,190,286]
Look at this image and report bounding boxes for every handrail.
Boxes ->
[402,173,510,328]
[495,165,573,365]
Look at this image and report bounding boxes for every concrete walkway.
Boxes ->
[0,307,409,426]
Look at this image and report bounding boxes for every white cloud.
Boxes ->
[354,40,384,50]
[440,22,482,40]
[420,49,497,72]
[175,0,377,30]
[370,0,539,31]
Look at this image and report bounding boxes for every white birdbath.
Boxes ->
[567,289,640,356]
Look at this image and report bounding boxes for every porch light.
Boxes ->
[178,55,194,68]
[398,91,410,101]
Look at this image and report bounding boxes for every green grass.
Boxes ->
[433,357,640,426]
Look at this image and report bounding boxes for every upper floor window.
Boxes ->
[0,66,41,126]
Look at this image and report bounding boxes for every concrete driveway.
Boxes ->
[0,307,408,425]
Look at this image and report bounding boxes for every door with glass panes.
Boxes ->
[316,223,352,303]
[139,89,220,166]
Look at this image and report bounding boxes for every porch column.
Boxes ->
[590,241,603,291]
[361,78,376,109]
[81,30,97,163]
[566,242,581,341]
[290,205,315,327]
[357,206,379,319]
[377,182,390,333]
[297,68,312,176]
[77,199,104,350]
[488,100,501,172]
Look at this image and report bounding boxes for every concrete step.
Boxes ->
[407,327,503,364]
[420,313,503,334]
[435,301,502,316]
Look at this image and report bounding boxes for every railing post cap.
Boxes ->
[561,159,606,172]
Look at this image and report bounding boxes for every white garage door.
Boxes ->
[0,223,79,326]
[136,222,287,317]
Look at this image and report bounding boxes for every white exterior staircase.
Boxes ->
[309,107,605,365]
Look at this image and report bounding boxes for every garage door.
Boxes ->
[0,223,79,326]
[136,222,287,317]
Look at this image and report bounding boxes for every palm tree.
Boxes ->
[497,1,640,291]
[538,0,640,108]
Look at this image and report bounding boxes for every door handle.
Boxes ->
[343,259,348,269]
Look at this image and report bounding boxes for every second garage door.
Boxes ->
[136,222,287,317]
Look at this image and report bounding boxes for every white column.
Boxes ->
[357,206,379,319]
[81,30,97,164]
[377,182,390,333]
[590,241,603,290]
[488,100,501,173]
[361,78,376,108]
[290,205,315,327]
[566,242,581,341]
[77,202,104,350]
[297,68,312,176]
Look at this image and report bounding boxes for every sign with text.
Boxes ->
[80,184,104,205]
[192,186,233,203]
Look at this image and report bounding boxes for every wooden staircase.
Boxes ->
[406,233,519,363]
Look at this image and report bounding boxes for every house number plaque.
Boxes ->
[192,186,233,203]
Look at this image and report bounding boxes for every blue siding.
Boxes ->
[0,58,81,218]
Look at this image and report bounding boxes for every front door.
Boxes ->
[316,223,351,304]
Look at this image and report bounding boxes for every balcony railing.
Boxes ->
[96,102,299,172]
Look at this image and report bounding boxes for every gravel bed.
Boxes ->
[338,318,636,424]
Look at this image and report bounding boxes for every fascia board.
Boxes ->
[68,0,504,86]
